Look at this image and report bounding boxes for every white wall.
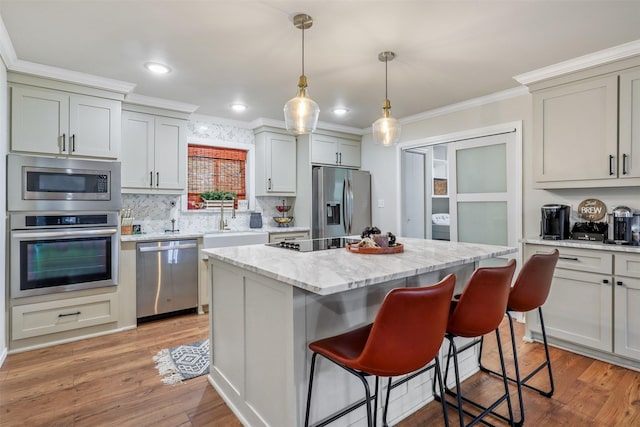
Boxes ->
[0,56,8,365]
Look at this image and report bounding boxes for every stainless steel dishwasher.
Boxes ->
[136,239,198,320]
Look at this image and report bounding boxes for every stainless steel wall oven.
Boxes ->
[10,212,119,298]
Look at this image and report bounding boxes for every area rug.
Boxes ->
[153,339,210,385]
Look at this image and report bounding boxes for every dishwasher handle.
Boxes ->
[138,243,197,252]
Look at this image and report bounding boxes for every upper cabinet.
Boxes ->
[255,129,297,196]
[10,85,121,159]
[310,134,361,168]
[531,61,640,188]
[121,110,187,193]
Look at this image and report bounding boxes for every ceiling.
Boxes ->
[1,1,640,131]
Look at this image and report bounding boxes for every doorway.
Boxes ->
[400,122,522,264]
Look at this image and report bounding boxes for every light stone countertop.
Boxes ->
[523,238,640,253]
[203,237,517,296]
[120,226,310,242]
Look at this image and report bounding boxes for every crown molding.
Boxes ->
[124,93,198,113]
[361,86,528,134]
[514,39,640,85]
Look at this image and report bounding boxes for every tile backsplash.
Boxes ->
[121,194,295,233]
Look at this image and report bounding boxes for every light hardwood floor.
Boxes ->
[1,313,639,426]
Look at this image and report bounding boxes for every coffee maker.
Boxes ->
[541,204,570,240]
[612,206,633,243]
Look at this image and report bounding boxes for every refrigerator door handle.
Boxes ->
[347,178,354,234]
[343,178,349,235]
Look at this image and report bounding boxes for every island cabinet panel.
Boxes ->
[526,244,640,368]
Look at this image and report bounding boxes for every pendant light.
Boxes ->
[284,13,320,135]
[372,51,401,146]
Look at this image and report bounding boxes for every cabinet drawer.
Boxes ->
[614,253,640,278]
[530,245,612,274]
[269,232,310,243]
[12,293,118,340]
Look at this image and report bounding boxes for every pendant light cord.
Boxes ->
[301,24,305,76]
[385,56,388,100]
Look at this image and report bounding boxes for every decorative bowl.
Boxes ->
[273,216,294,226]
[276,205,292,213]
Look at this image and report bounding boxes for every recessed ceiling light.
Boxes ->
[144,62,171,74]
[332,107,349,116]
[231,103,248,112]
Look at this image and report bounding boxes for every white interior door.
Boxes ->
[448,130,520,263]
[401,150,428,238]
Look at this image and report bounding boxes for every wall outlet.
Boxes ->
[377,199,385,208]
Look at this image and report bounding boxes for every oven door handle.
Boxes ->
[11,228,119,239]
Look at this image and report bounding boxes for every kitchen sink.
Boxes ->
[202,231,269,249]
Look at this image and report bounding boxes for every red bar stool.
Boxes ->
[479,249,559,426]
[304,274,456,427]
[440,260,517,427]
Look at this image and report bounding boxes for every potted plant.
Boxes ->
[200,191,236,209]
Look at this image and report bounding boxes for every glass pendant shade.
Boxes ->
[284,76,320,135]
[284,14,319,135]
[372,51,401,146]
[372,99,401,146]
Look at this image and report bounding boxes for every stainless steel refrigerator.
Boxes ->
[312,166,372,238]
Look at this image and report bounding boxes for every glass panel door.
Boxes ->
[448,131,520,263]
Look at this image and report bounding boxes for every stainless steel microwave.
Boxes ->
[7,154,121,211]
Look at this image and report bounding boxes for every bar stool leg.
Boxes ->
[305,353,318,427]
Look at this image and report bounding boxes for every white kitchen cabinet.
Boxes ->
[310,134,361,168]
[268,230,310,243]
[11,293,119,340]
[531,64,640,188]
[11,85,121,158]
[255,129,296,196]
[527,246,613,352]
[121,111,186,193]
[526,244,640,366]
[533,75,618,185]
[614,253,640,359]
[618,68,640,180]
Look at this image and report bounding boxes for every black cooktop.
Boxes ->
[267,237,359,252]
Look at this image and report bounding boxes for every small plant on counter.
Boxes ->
[199,190,236,200]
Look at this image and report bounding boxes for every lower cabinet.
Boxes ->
[12,293,119,340]
[268,230,310,243]
[526,244,640,365]
[613,254,640,359]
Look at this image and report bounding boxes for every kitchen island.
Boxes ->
[203,237,517,427]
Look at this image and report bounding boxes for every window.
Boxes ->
[187,144,247,210]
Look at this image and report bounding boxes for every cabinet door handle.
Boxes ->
[623,154,629,175]
[339,152,342,164]
[62,133,66,152]
[336,152,339,164]
[156,172,159,187]
[149,171,153,187]
[617,281,624,287]
[559,256,579,261]
[603,279,610,284]
[58,311,81,318]
[268,178,272,190]
[71,134,76,152]
[609,155,615,176]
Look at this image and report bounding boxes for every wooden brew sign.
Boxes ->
[578,199,607,221]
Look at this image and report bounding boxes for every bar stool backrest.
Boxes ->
[508,249,560,312]
[355,274,456,377]
[447,260,517,338]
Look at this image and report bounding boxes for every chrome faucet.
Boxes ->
[219,203,226,230]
